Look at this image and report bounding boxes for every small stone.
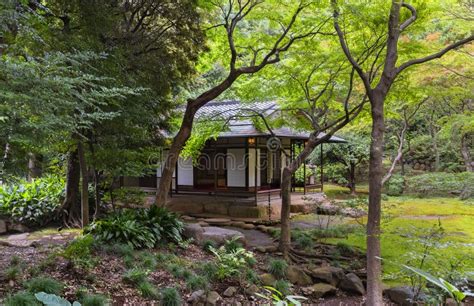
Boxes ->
[231,221,246,228]
[310,266,344,286]
[183,223,204,241]
[188,290,205,303]
[255,246,267,253]
[9,223,29,233]
[339,273,365,295]
[242,223,256,230]
[205,218,231,224]
[256,225,268,231]
[384,286,416,306]
[205,291,222,305]
[287,266,313,286]
[244,284,259,295]
[181,215,196,221]
[198,221,209,227]
[259,273,276,286]
[223,286,238,297]
[302,283,337,299]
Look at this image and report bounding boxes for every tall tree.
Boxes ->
[332,0,473,303]
[156,0,329,205]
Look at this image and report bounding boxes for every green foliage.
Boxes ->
[202,239,217,252]
[335,242,355,256]
[102,187,146,206]
[160,287,182,306]
[208,240,255,280]
[402,265,472,305]
[186,274,209,291]
[122,268,148,285]
[223,236,243,252]
[34,292,81,306]
[4,291,41,306]
[63,235,96,269]
[385,174,405,196]
[81,294,108,306]
[85,207,183,249]
[25,277,64,295]
[294,233,314,250]
[137,252,158,270]
[197,261,219,280]
[4,265,22,281]
[273,280,291,296]
[137,281,160,299]
[268,259,288,279]
[0,176,64,226]
[244,268,259,284]
[406,172,474,199]
[102,243,134,258]
[256,286,307,306]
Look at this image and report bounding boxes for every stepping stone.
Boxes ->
[201,226,245,246]
[241,223,255,230]
[7,233,29,240]
[205,218,231,225]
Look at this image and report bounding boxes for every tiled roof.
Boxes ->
[192,100,346,143]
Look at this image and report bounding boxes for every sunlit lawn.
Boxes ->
[322,184,474,284]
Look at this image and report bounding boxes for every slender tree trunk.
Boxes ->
[156,105,195,205]
[366,94,385,306]
[61,149,81,226]
[77,141,89,228]
[349,162,356,195]
[461,134,473,172]
[279,167,292,259]
[27,153,42,181]
[429,118,440,171]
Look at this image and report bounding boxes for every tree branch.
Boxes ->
[397,35,474,74]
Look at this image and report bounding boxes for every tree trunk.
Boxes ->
[156,104,195,205]
[461,134,473,172]
[429,114,440,171]
[61,149,81,226]
[366,94,385,306]
[27,153,42,181]
[279,167,292,259]
[77,141,89,228]
[348,162,356,195]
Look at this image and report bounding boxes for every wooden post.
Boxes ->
[320,143,324,192]
[254,138,258,205]
[303,155,306,195]
[245,138,249,190]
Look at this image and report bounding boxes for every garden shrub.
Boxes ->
[4,265,22,281]
[122,268,148,285]
[24,277,64,295]
[273,279,291,295]
[385,174,405,196]
[406,172,474,198]
[63,234,96,269]
[81,294,109,306]
[85,206,183,249]
[198,261,218,280]
[4,291,41,306]
[268,259,288,279]
[201,239,217,252]
[186,274,209,291]
[160,287,181,306]
[208,241,255,280]
[137,281,159,299]
[0,175,64,226]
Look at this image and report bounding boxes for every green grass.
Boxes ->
[320,184,474,285]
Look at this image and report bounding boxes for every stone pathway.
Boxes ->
[224,226,275,247]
